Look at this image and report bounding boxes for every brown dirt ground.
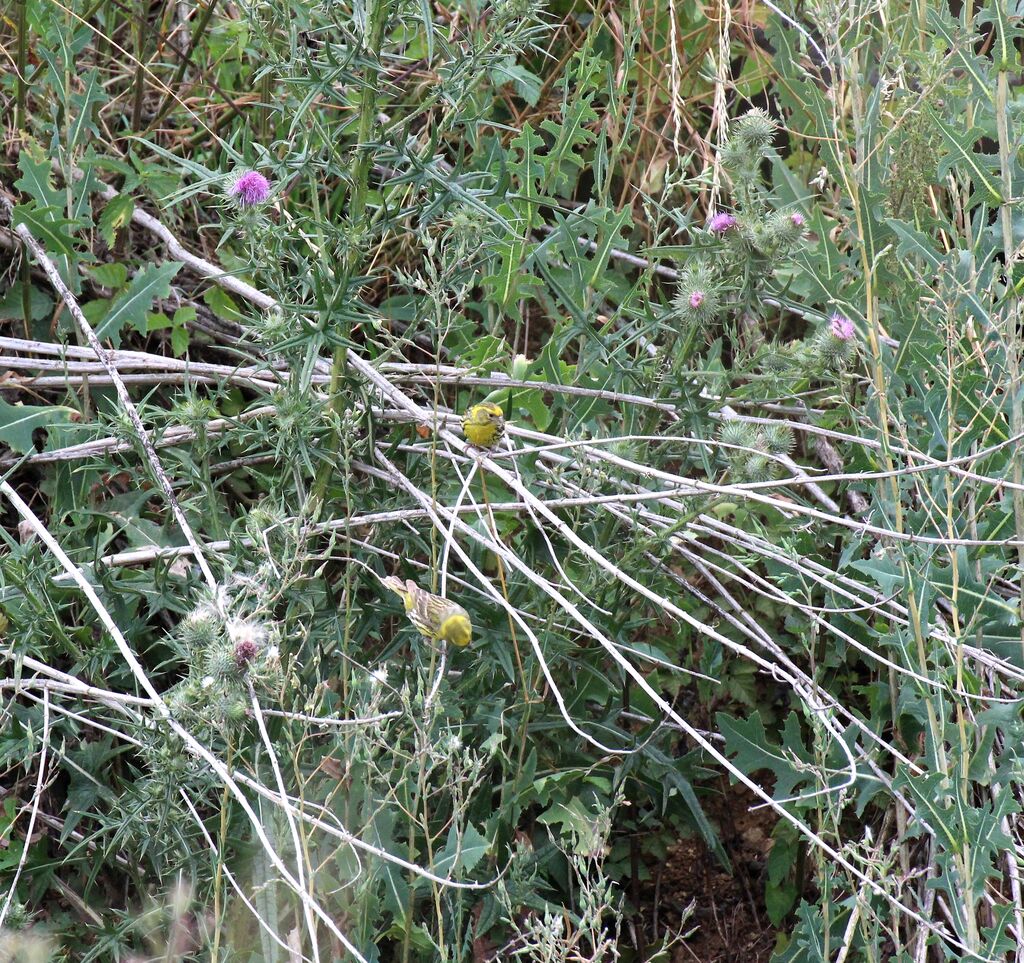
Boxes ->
[639,780,779,962]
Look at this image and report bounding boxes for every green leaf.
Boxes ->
[492,61,543,106]
[67,68,105,151]
[0,283,53,322]
[934,117,1002,203]
[203,285,244,323]
[15,147,64,212]
[88,262,129,289]
[433,823,489,877]
[0,399,76,455]
[12,203,78,257]
[717,710,815,802]
[95,262,182,343]
[98,195,135,248]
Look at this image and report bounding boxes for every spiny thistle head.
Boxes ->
[814,315,857,371]
[828,313,856,341]
[4,901,31,930]
[245,501,287,545]
[227,618,268,663]
[761,341,801,373]
[213,690,249,724]
[179,605,221,648]
[448,208,489,252]
[742,453,780,483]
[733,107,778,154]
[227,169,271,207]
[233,637,260,669]
[761,423,796,455]
[718,420,758,453]
[165,679,202,717]
[763,210,807,252]
[672,265,723,326]
[203,643,238,681]
[493,0,537,24]
[173,394,219,430]
[707,211,737,234]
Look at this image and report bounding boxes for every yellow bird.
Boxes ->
[461,402,505,449]
[383,577,473,647]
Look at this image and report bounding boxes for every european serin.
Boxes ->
[462,402,505,448]
[383,577,473,647]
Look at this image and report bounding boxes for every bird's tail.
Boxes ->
[382,575,407,597]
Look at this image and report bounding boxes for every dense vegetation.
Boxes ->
[3,0,1024,959]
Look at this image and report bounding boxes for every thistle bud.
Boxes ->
[718,420,758,452]
[814,314,857,371]
[761,423,795,455]
[203,644,237,681]
[672,266,723,326]
[179,606,221,648]
[5,901,30,929]
[733,108,777,154]
[763,210,806,252]
[742,453,779,483]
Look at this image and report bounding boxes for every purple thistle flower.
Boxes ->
[689,290,705,309]
[233,638,260,667]
[707,212,737,234]
[829,313,855,341]
[229,170,271,207]
[790,212,805,228]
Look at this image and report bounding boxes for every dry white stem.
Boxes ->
[249,686,322,963]
[2,197,217,590]
[0,405,277,469]
[0,480,368,963]
[93,183,277,312]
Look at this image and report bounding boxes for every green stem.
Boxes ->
[311,0,391,512]
[130,1,147,135]
[15,0,28,135]
[996,66,1023,664]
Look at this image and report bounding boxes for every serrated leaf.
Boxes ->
[98,195,135,248]
[171,325,190,356]
[15,148,64,212]
[0,399,76,454]
[95,262,182,343]
[717,710,814,802]
[540,95,598,194]
[433,823,489,877]
[934,116,1002,203]
[491,61,542,106]
[12,203,78,257]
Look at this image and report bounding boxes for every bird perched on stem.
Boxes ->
[383,577,473,647]
[461,402,505,449]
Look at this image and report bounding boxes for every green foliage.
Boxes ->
[5,0,1024,959]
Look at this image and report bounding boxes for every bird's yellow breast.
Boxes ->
[439,612,472,647]
[464,420,500,446]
